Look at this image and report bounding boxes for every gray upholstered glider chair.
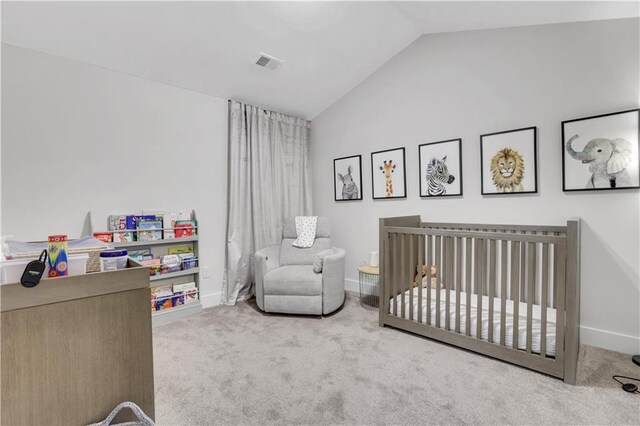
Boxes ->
[254,217,345,315]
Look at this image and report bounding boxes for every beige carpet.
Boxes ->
[153,293,640,425]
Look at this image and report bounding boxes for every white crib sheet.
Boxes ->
[390,288,557,356]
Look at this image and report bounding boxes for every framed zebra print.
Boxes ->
[371,147,407,199]
[480,126,538,195]
[334,155,363,201]
[419,139,463,197]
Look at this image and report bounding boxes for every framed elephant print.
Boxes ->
[480,127,538,195]
[562,109,640,192]
[419,139,463,197]
[371,147,407,199]
[334,155,363,201]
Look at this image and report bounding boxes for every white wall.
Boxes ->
[312,19,640,353]
[1,44,228,306]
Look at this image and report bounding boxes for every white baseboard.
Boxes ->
[345,278,379,296]
[348,279,640,354]
[200,292,221,308]
[580,325,640,355]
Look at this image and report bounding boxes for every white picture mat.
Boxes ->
[481,128,536,193]
[372,149,406,198]
[334,156,362,200]
[419,141,462,196]
[563,111,639,189]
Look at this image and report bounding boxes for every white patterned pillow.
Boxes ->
[292,216,318,248]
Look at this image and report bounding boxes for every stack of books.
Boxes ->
[128,246,198,277]
[151,282,198,311]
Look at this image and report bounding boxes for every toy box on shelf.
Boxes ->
[88,210,202,326]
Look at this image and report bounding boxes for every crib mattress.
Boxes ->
[390,288,557,356]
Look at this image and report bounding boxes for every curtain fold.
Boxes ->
[221,101,312,305]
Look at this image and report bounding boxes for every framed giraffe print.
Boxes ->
[371,147,407,199]
[419,139,463,197]
[334,155,363,201]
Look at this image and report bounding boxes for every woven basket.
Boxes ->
[69,247,102,273]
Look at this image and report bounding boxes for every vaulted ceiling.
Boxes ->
[3,1,638,119]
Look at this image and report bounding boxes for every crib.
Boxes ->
[378,216,580,384]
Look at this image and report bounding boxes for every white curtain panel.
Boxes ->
[222,101,312,305]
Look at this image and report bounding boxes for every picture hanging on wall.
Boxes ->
[418,139,463,197]
[371,147,407,199]
[562,109,640,192]
[333,155,363,201]
[480,127,538,195]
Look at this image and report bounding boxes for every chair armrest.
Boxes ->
[254,245,280,310]
[322,247,346,314]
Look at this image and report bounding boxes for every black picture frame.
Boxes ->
[333,155,363,201]
[370,147,407,200]
[562,108,640,192]
[418,138,463,198]
[480,126,538,195]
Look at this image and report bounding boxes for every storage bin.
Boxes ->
[0,254,89,285]
[99,249,128,272]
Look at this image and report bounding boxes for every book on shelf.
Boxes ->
[175,220,197,238]
[109,215,134,243]
[129,248,152,262]
[142,211,192,239]
[161,254,181,274]
[173,282,198,304]
[141,258,161,276]
[137,219,163,241]
[167,245,193,255]
[151,285,174,311]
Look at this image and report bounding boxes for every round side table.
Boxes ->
[358,265,379,308]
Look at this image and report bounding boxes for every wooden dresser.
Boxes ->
[1,261,155,425]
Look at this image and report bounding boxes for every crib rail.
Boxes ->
[379,216,580,384]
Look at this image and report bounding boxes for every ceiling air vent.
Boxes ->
[255,52,284,71]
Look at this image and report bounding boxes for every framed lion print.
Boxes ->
[480,127,538,195]
[562,109,640,192]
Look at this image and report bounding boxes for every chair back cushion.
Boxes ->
[282,217,330,239]
[280,238,331,265]
[280,217,331,265]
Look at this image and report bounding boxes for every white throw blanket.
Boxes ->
[292,216,318,248]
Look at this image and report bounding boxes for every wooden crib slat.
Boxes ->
[392,233,398,317]
[455,236,462,334]
[476,238,484,340]
[526,241,536,353]
[435,235,442,328]
[409,234,415,321]
[540,243,549,358]
[465,237,472,336]
[426,234,432,325]
[520,237,527,303]
[488,239,496,344]
[500,240,507,346]
[417,234,424,324]
[445,236,452,331]
[400,233,406,319]
[555,243,567,365]
[511,241,520,350]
